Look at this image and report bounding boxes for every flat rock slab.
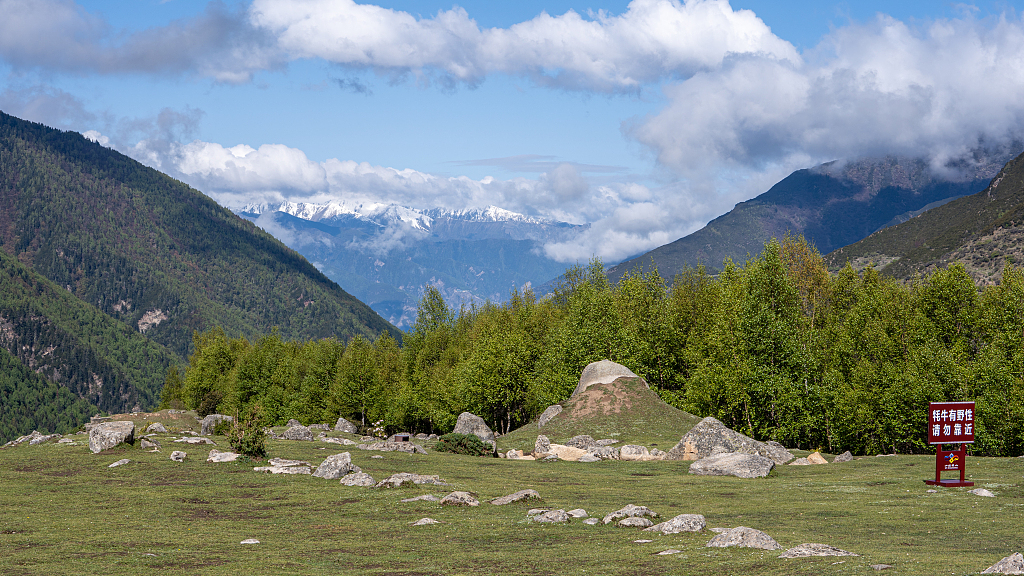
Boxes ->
[619,517,654,528]
[174,437,215,445]
[170,451,187,462]
[341,472,375,486]
[971,488,996,497]
[578,454,602,463]
[982,553,1024,574]
[401,495,440,502]
[312,452,360,479]
[270,458,311,467]
[440,491,479,506]
[207,449,240,462]
[870,564,893,571]
[657,549,683,555]
[779,543,859,558]
[90,421,135,453]
[533,509,569,523]
[603,504,658,525]
[375,473,446,488]
[358,441,427,455]
[321,437,357,446]
[583,518,600,525]
[645,514,706,534]
[689,452,774,479]
[706,527,781,550]
[410,518,440,526]
[240,539,260,544]
[108,459,130,468]
[491,489,540,505]
[254,465,312,474]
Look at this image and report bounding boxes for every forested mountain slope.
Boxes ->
[607,155,1004,281]
[0,111,397,360]
[826,151,1024,283]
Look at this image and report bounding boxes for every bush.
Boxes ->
[229,405,267,459]
[196,390,223,418]
[433,433,493,457]
[213,419,233,436]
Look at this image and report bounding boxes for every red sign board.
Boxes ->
[927,401,975,444]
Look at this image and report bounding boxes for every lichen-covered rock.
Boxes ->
[341,472,375,486]
[706,527,781,550]
[619,445,652,461]
[534,435,551,455]
[533,509,569,523]
[578,454,602,463]
[146,422,168,434]
[452,412,495,446]
[982,552,1024,574]
[572,360,641,397]
[439,491,479,506]
[666,417,792,464]
[282,425,314,441]
[567,509,588,518]
[833,451,854,463]
[538,405,563,428]
[688,452,774,479]
[565,435,597,450]
[603,504,658,525]
[644,514,706,534]
[618,517,654,528]
[286,419,301,427]
[334,417,358,433]
[587,446,620,460]
[312,452,360,479]
[491,489,540,505]
[170,451,187,462]
[200,414,233,436]
[779,543,859,558]
[89,421,135,453]
[357,441,427,455]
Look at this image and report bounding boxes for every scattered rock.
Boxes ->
[789,457,811,465]
[688,452,775,478]
[535,435,551,454]
[603,504,658,525]
[200,414,233,436]
[971,488,996,498]
[710,527,730,533]
[505,449,524,459]
[666,417,793,464]
[410,518,440,526]
[170,451,187,462]
[583,518,600,525]
[309,423,330,431]
[644,514,706,534]
[779,543,859,558]
[491,489,540,505]
[312,452,361,480]
[240,539,260,544]
[657,549,683,555]
[139,438,159,450]
[357,441,427,455]
[401,495,440,502]
[870,564,893,571]
[371,455,384,459]
[578,454,602,463]
[565,435,597,450]
[567,509,588,518]
[807,452,829,465]
[538,405,563,428]
[439,491,479,506]
[706,527,781,550]
[14,431,60,446]
[207,449,240,462]
[586,446,620,460]
[57,438,75,445]
[174,437,215,445]
[573,360,642,397]
[595,438,619,446]
[452,412,495,447]
[833,451,854,463]
[415,433,429,440]
[282,425,314,441]
[619,445,651,461]
[89,421,136,453]
[254,458,312,474]
[619,517,654,528]
[321,437,357,446]
[146,422,168,434]
[533,509,569,523]
[375,473,446,488]
[341,472,375,487]
[982,553,1024,574]
[332,417,358,433]
[527,508,549,516]
[108,458,130,468]
[634,539,653,543]
[541,454,558,462]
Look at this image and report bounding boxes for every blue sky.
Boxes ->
[2,0,1023,262]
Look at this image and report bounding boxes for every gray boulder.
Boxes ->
[538,405,563,428]
[706,527,781,550]
[583,518,600,525]
[666,417,792,464]
[779,543,859,558]
[207,449,240,462]
[572,360,642,397]
[170,451,187,462]
[283,425,314,441]
[452,412,495,446]
[312,452,360,479]
[533,509,569,523]
[200,414,233,436]
[603,504,658,525]
[140,438,159,450]
[644,514,706,534]
[440,491,480,506]
[89,421,135,453]
[491,489,541,505]
[982,553,1024,574]
[578,454,602,463]
[146,422,168,434]
[833,451,854,463]
[618,517,653,528]
[587,446,620,460]
[334,417,358,433]
[534,435,551,454]
[688,452,775,479]
[341,472,375,487]
[565,435,597,450]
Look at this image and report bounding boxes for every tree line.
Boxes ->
[165,236,1024,457]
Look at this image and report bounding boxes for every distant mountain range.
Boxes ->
[826,150,1024,283]
[238,201,585,328]
[0,110,396,441]
[606,152,1018,282]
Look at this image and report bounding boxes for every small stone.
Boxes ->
[657,549,682,555]
[207,449,240,462]
[807,452,828,465]
[619,517,654,528]
[108,458,130,468]
[633,539,653,543]
[491,489,540,505]
[375,473,446,488]
[970,488,996,498]
[401,495,440,502]
[870,564,893,571]
[926,489,937,493]
[371,455,383,459]
[58,438,75,445]
[341,472,375,487]
[833,451,854,463]
[439,491,479,506]
[983,553,1024,574]
[170,451,187,462]
[603,504,658,525]
[567,509,588,518]
[779,543,858,558]
[583,518,600,525]
[706,527,781,550]
[710,527,730,533]
[174,437,215,445]
[240,539,259,545]
[541,454,558,462]
[533,509,569,523]
[410,518,440,526]
[140,438,159,449]
[645,514,706,534]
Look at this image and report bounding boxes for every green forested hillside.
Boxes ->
[0,347,96,443]
[0,111,397,360]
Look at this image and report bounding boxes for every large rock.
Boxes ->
[491,489,540,505]
[666,417,793,464]
[807,452,828,465]
[572,360,642,397]
[545,444,589,461]
[534,435,551,454]
[644,514,706,534]
[146,422,168,434]
[833,451,854,463]
[706,527,781,550]
[282,425,314,441]
[452,412,495,446]
[982,553,1024,574]
[89,421,135,453]
[312,452,360,479]
[688,452,775,479]
[334,417,358,433]
[779,543,859,558]
[538,405,563,428]
[440,491,480,506]
[200,414,233,436]
[602,504,658,525]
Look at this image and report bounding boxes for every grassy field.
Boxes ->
[0,412,1021,575]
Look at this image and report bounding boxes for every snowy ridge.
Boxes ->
[238,201,549,230]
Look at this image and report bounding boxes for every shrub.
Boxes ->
[213,419,233,436]
[434,433,492,457]
[196,390,223,418]
[229,405,267,459]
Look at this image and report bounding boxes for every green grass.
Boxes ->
[0,412,1022,575]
